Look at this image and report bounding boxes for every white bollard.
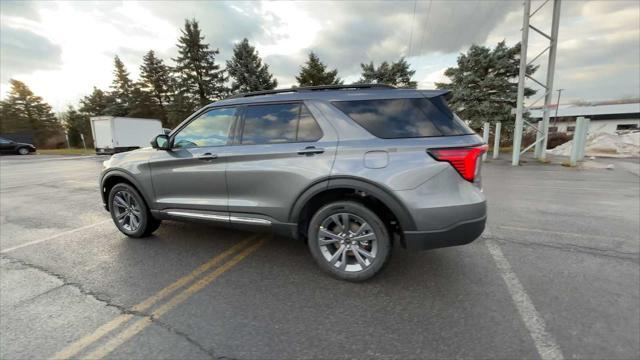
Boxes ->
[493,122,501,159]
[534,121,543,158]
[570,117,588,166]
[482,122,490,161]
[577,118,590,160]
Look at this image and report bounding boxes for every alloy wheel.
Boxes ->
[317,212,378,272]
[112,190,142,232]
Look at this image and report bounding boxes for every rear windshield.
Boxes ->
[331,97,473,138]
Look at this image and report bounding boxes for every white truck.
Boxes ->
[90,116,163,155]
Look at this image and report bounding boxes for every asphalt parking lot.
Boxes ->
[1,154,638,359]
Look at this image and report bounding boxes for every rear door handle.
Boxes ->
[297,146,324,156]
[198,153,218,160]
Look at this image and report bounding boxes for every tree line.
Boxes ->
[0,18,533,148]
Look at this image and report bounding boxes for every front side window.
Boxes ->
[241,103,322,145]
[0,138,11,144]
[173,107,236,148]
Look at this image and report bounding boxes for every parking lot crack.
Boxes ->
[1,254,240,359]
[0,254,151,318]
[481,235,639,263]
[148,317,222,359]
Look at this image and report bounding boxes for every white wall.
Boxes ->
[534,118,640,134]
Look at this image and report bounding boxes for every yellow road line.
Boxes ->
[82,238,265,360]
[51,236,258,360]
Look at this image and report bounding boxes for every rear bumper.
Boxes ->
[403,215,486,251]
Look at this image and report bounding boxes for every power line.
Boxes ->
[406,0,418,58]
[414,0,434,76]
[416,0,433,60]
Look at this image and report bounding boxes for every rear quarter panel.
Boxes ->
[317,99,486,231]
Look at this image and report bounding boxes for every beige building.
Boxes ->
[529,103,640,134]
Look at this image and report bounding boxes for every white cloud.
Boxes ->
[420,67,448,89]
[0,0,638,111]
[1,1,177,109]
[256,2,321,57]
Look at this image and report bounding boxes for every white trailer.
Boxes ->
[90,116,163,154]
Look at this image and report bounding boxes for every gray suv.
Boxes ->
[100,84,487,281]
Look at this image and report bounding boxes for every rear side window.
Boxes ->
[241,103,323,144]
[332,98,473,138]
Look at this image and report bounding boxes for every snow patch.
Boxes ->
[548,132,640,158]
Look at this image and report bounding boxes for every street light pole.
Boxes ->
[553,88,564,123]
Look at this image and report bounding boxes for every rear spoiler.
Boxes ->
[418,89,452,100]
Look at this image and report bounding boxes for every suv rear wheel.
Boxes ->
[307,201,391,281]
[108,183,161,238]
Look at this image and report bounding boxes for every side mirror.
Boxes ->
[151,134,171,150]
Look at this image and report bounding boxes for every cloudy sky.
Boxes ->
[1,0,638,111]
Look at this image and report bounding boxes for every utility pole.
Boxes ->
[511,0,531,166]
[538,2,562,161]
[512,0,562,165]
[554,88,564,122]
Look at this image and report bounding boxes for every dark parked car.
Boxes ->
[0,137,36,155]
[99,84,487,281]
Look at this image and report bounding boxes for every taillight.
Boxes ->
[428,145,488,182]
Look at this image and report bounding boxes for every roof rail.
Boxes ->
[227,83,395,99]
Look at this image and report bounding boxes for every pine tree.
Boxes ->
[128,86,164,119]
[173,19,226,106]
[109,55,133,116]
[139,50,171,121]
[226,38,277,94]
[359,57,417,88]
[435,41,537,131]
[0,79,61,145]
[62,105,93,147]
[166,77,198,128]
[78,87,116,117]
[296,52,342,87]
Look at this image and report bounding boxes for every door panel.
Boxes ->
[226,101,337,223]
[148,107,237,212]
[149,147,228,211]
[0,139,13,152]
[226,141,337,221]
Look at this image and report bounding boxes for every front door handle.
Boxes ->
[297,146,325,156]
[198,153,218,160]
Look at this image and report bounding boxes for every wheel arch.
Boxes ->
[101,170,151,211]
[289,177,417,242]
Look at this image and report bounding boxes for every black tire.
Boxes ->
[307,201,391,282]
[108,183,161,238]
[17,147,30,155]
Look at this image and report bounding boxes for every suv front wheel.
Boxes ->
[108,183,161,238]
[307,201,391,281]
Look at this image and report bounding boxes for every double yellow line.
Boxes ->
[52,235,265,359]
